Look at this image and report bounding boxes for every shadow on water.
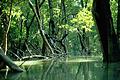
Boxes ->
[102,63,120,80]
[1,59,120,80]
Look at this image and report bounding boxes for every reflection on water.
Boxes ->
[0,60,120,80]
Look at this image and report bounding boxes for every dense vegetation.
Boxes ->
[0,0,120,71]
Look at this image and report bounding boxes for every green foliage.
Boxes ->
[110,0,118,28]
[71,8,94,32]
[10,4,26,42]
[0,0,102,57]
[12,7,23,19]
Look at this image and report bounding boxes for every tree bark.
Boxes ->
[48,0,56,39]
[2,0,13,55]
[92,0,120,62]
[61,0,68,53]
[0,47,23,72]
[79,1,90,55]
[117,0,120,43]
[29,0,54,55]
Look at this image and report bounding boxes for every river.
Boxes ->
[0,57,120,80]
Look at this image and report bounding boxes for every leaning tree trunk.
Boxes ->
[29,0,54,55]
[92,0,120,62]
[0,47,23,72]
[0,0,12,68]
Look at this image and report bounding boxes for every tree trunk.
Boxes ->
[0,0,12,68]
[0,47,23,72]
[29,0,54,55]
[2,0,12,55]
[92,0,120,62]
[61,0,68,53]
[48,0,56,38]
[117,0,120,48]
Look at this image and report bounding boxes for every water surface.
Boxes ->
[0,58,120,80]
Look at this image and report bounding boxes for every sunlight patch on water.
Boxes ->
[66,56,102,62]
[14,60,45,66]
[66,59,98,62]
[13,56,102,66]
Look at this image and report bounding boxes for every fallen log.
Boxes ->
[0,47,24,72]
[21,55,49,60]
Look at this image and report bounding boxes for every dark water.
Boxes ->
[0,60,120,80]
